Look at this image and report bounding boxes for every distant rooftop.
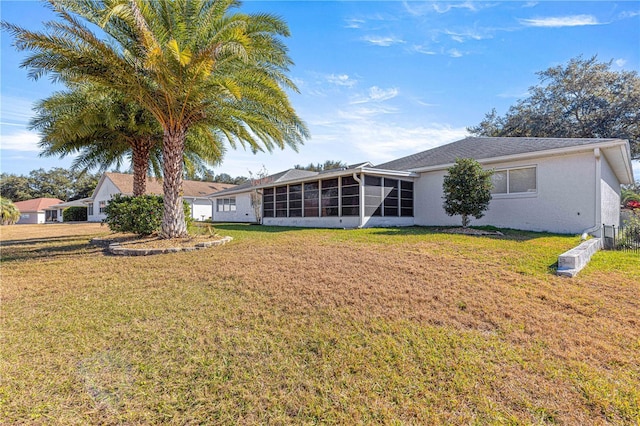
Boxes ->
[102,172,236,198]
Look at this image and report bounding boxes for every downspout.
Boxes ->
[353,172,364,228]
[581,148,601,240]
[209,197,215,222]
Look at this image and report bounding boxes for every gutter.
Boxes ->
[581,148,602,239]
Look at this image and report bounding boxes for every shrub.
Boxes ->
[442,158,494,228]
[0,197,20,225]
[104,194,193,236]
[62,206,87,222]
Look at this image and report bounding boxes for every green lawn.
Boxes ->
[1,223,638,424]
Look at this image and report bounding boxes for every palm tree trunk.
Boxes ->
[131,137,152,196]
[161,127,188,238]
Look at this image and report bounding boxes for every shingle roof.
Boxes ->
[14,198,64,213]
[210,169,318,196]
[104,172,235,198]
[375,137,625,171]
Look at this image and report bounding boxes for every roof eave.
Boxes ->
[410,139,631,176]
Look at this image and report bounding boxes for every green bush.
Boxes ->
[62,206,87,222]
[103,194,193,235]
[0,197,20,225]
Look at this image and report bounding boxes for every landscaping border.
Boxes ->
[91,236,233,256]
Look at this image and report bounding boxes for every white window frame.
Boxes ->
[491,165,537,198]
[217,197,236,212]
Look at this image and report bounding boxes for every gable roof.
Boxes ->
[209,169,318,197]
[99,172,236,198]
[375,137,628,171]
[14,198,64,213]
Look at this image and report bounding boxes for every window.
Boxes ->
[341,175,359,216]
[263,188,274,218]
[99,201,107,214]
[87,203,94,216]
[216,197,237,212]
[321,178,339,216]
[275,186,288,217]
[304,182,319,217]
[491,166,536,195]
[400,181,414,217]
[364,176,382,216]
[383,178,399,216]
[289,184,302,217]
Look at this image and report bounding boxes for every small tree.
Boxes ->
[248,166,271,224]
[442,158,493,228]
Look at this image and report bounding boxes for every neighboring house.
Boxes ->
[44,198,92,222]
[219,137,634,236]
[13,198,64,224]
[88,173,235,222]
[207,169,318,223]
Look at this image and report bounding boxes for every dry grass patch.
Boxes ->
[1,223,638,424]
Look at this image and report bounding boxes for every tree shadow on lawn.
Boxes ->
[370,226,572,242]
[1,241,102,262]
[212,223,306,233]
[0,234,100,247]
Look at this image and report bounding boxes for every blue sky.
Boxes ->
[2,0,639,180]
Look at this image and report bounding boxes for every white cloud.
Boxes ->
[361,35,405,47]
[520,15,600,27]
[326,74,357,88]
[614,59,627,68]
[444,28,491,42]
[0,129,42,152]
[448,49,463,58]
[618,10,640,19]
[350,86,399,104]
[411,44,436,55]
[344,18,365,29]
[348,123,469,164]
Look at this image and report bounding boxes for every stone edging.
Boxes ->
[91,236,233,256]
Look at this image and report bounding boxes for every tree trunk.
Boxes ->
[161,127,188,238]
[131,138,152,196]
[462,214,470,228]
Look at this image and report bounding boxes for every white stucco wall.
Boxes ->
[414,151,598,234]
[211,192,257,223]
[17,212,45,224]
[88,177,121,222]
[185,199,213,221]
[600,154,621,228]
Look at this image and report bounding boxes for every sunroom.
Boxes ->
[259,166,418,228]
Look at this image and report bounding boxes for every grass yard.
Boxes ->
[1,223,639,424]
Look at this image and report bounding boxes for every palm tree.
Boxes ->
[0,197,21,225]
[4,0,308,238]
[31,84,225,196]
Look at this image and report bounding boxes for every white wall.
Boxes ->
[211,193,257,223]
[414,152,598,234]
[88,177,121,222]
[186,199,213,221]
[17,212,44,224]
[600,154,621,228]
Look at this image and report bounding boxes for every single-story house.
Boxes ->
[208,137,634,236]
[88,172,235,222]
[44,197,92,222]
[13,198,64,224]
